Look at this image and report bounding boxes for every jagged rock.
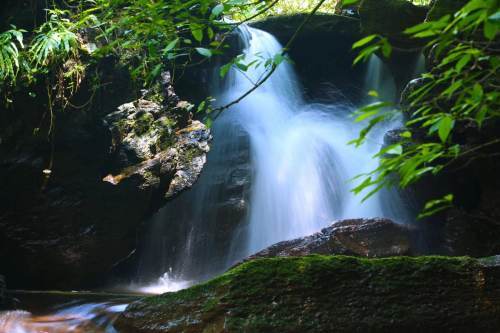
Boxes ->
[115,255,500,333]
[102,98,210,199]
[248,218,412,260]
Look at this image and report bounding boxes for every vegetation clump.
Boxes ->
[351,0,500,217]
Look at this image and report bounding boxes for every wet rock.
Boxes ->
[115,255,500,333]
[248,218,412,260]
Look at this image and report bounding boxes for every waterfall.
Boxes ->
[363,55,397,103]
[133,26,413,290]
[219,27,410,255]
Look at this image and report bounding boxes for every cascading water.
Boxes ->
[135,25,413,290]
[220,27,410,255]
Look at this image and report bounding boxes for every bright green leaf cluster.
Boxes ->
[351,0,500,217]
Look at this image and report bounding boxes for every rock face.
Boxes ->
[249,218,412,260]
[115,255,500,333]
[0,70,210,289]
[102,99,210,200]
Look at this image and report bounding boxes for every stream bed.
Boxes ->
[0,291,137,333]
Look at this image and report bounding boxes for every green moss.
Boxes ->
[117,255,500,333]
[114,118,132,137]
[154,117,176,150]
[133,112,154,135]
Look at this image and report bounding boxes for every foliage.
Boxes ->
[30,11,80,70]
[352,0,500,216]
[0,27,25,84]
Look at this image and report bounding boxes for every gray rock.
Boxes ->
[248,218,413,260]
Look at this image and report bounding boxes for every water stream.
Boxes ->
[135,26,412,291]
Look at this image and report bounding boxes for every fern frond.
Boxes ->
[29,13,80,69]
[0,27,25,84]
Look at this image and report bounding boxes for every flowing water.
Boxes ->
[135,26,413,291]
[1,26,418,332]
[0,292,133,333]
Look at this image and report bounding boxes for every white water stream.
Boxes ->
[218,26,409,254]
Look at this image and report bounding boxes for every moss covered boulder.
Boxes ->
[115,255,500,332]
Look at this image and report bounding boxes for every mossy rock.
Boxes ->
[134,112,155,136]
[116,255,500,332]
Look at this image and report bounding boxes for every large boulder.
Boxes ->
[0,70,210,289]
[249,218,412,260]
[115,255,500,332]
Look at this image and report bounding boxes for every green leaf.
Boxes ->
[418,194,453,219]
[471,83,483,102]
[352,35,377,49]
[195,47,212,57]
[483,19,498,40]
[400,131,412,138]
[342,0,359,5]
[190,25,203,42]
[220,63,232,78]
[205,117,213,128]
[386,144,403,156]
[163,38,178,54]
[273,53,285,66]
[381,40,392,58]
[455,54,471,72]
[211,4,224,17]
[437,116,454,142]
[488,11,500,22]
[355,109,379,122]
